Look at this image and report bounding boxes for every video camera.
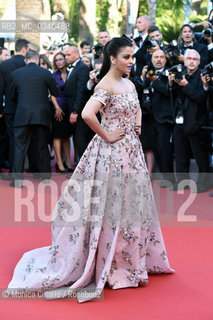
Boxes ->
[166,40,181,58]
[167,64,184,82]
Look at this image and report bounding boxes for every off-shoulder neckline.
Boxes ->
[94,88,136,96]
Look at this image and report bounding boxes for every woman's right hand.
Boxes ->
[55,107,64,121]
[106,128,125,143]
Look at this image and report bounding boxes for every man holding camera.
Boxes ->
[201,68,213,196]
[91,30,111,66]
[135,49,175,186]
[169,49,209,192]
[146,26,168,55]
[174,24,208,69]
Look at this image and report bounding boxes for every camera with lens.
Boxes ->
[142,87,153,111]
[122,34,134,40]
[167,64,184,82]
[94,68,101,80]
[202,62,213,84]
[144,39,159,50]
[122,34,143,43]
[146,65,156,77]
[94,43,104,57]
[202,28,213,38]
[202,62,213,76]
[167,40,181,58]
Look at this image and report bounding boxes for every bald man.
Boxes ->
[134,15,151,75]
[64,45,90,158]
[135,49,175,186]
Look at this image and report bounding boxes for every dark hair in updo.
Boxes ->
[99,36,133,79]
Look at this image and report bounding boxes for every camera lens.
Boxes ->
[94,43,103,55]
[203,28,212,37]
[147,66,156,76]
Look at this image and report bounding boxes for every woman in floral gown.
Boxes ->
[8,37,174,302]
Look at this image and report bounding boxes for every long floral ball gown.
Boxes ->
[8,88,174,302]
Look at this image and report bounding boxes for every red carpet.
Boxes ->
[0,176,213,320]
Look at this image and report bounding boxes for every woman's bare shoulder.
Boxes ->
[95,78,113,95]
[125,78,136,92]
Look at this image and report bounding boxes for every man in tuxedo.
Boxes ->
[64,45,90,158]
[0,39,30,179]
[169,49,209,192]
[133,15,151,75]
[136,25,169,70]
[135,50,175,186]
[175,24,208,68]
[10,50,58,187]
[201,72,213,197]
[0,46,9,174]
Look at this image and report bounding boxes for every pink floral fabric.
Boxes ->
[8,89,174,302]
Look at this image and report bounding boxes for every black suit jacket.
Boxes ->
[179,42,208,68]
[0,55,26,114]
[135,70,173,124]
[134,38,150,76]
[208,85,213,110]
[64,60,89,114]
[10,63,58,128]
[171,67,208,135]
[134,38,168,75]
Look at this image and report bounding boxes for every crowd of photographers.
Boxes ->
[0,12,213,193]
[128,13,213,194]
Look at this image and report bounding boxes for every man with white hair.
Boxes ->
[169,49,210,193]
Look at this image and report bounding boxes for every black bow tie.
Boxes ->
[184,45,193,50]
[68,64,74,69]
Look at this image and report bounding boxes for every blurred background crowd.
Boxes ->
[0,0,213,194]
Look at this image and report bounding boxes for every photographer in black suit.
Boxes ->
[10,50,58,187]
[171,24,209,69]
[64,45,90,159]
[169,49,209,192]
[0,39,30,177]
[201,70,213,196]
[135,50,175,186]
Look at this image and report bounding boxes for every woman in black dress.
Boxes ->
[51,52,73,173]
